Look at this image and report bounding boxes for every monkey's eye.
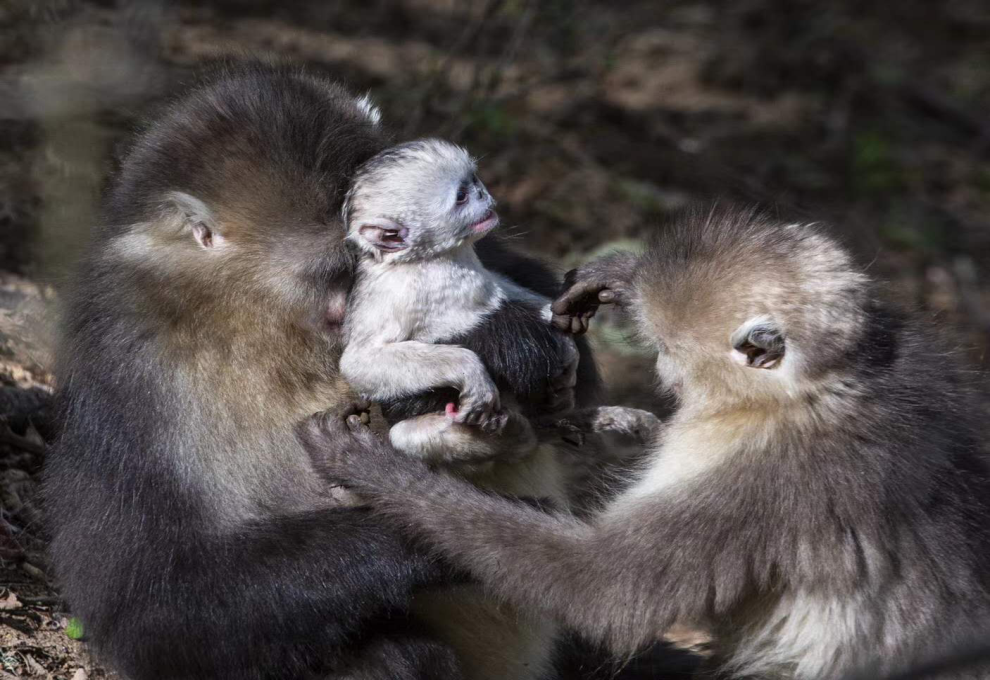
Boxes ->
[455,185,469,204]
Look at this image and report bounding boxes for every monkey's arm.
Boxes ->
[551,251,642,335]
[48,445,463,678]
[341,340,501,427]
[301,406,745,655]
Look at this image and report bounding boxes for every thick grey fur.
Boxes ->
[302,205,990,680]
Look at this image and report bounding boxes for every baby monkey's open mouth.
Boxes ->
[469,210,499,234]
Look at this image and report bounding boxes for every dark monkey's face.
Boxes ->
[113,173,359,343]
[343,139,499,262]
[97,76,390,348]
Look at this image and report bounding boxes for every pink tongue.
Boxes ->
[445,402,458,417]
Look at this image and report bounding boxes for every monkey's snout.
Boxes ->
[471,210,499,234]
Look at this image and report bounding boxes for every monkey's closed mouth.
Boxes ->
[470,210,499,234]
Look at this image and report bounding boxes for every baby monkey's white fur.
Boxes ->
[340,139,567,680]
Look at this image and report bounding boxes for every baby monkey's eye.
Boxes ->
[455,185,469,204]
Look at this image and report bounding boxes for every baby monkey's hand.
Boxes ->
[550,252,639,335]
[455,379,508,435]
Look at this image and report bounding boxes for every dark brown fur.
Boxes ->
[43,64,600,680]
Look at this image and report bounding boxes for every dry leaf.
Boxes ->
[24,654,48,677]
[0,590,21,610]
[71,670,89,680]
[21,561,46,581]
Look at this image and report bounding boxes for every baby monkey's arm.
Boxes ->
[340,341,503,431]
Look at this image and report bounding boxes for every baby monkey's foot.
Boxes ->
[392,409,537,467]
[453,388,507,435]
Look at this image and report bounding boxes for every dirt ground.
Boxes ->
[0,0,988,676]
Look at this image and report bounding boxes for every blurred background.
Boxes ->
[0,0,988,675]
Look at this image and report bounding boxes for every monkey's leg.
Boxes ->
[389,409,537,466]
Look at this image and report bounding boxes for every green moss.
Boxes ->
[851,131,906,195]
[468,102,517,140]
[975,167,990,196]
[65,617,85,640]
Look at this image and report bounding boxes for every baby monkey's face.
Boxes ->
[347,139,499,261]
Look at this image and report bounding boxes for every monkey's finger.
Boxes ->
[317,408,349,433]
[345,399,372,416]
[551,281,600,316]
[570,316,586,335]
[345,414,365,432]
[562,432,586,447]
[561,268,580,289]
[550,313,573,332]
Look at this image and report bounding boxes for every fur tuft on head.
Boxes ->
[354,93,383,126]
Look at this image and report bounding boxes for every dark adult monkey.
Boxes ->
[43,65,596,679]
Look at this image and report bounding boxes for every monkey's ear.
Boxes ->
[168,192,226,250]
[357,219,409,252]
[730,316,785,369]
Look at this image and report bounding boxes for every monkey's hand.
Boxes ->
[550,252,639,335]
[298,402,426,490]
[538,406,663,447]
[543,332,580,414]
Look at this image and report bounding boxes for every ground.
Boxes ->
[0,0,988,676]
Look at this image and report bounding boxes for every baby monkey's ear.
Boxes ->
[357,218,409,252]
[730,316,785,369]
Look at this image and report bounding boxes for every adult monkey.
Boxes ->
[43,64,595,679]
